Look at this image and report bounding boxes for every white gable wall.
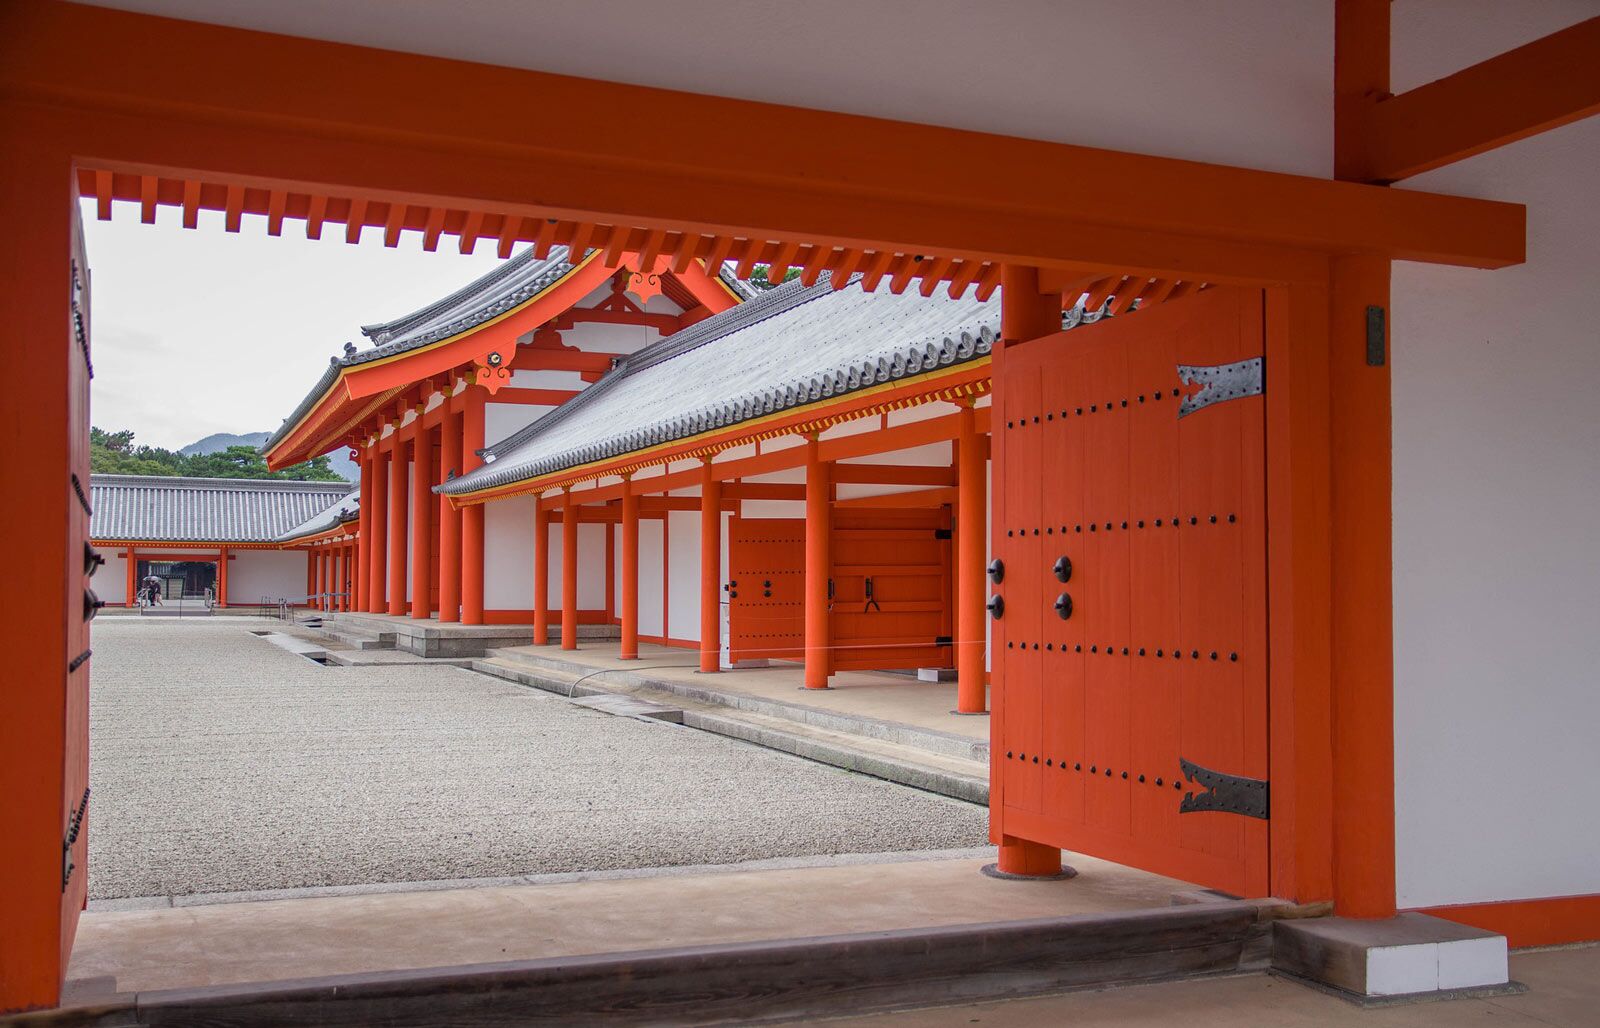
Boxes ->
[94,547,127,604]
[228,549,308,604]
[1389,2,1600,909]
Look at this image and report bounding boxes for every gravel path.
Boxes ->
[88,620,986,899]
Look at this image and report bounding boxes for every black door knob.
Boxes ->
[986,594,1005,620]
[84,588,105,622]
[1053,555,1072,583]
[1053,593,1073,620]
[84,543,105,577]
[987,558,1005,584]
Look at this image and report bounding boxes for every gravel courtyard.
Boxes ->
[88,619,986,900]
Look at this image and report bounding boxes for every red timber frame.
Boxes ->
[14,0,1597,1011]
[267,250,736,631]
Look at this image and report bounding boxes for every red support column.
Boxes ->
[561,491,578,651]
[125,547,137,607]
[461,392,486,625]
[439,408,462,622]
[1329,255,1396,918]
[1330,1,1397,920]
[997,837,1064,877]
[409,419,433,620]
[620,476,639,660]
[532,496,550,645]
[956,401,987,713]
[217,546,229,608]
[992,263,1066,877]
[356,445,372,612]
[803,438,832,689]
[306,550,315,607]
[387,438,409,616]
[315,548,326,610]
[699,461,721,673]
[367,448,389,613]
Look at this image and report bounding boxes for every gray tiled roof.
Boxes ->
[90,475,354,543]
[274,489,362,544]
[265,246,759,454]
[437,272,1002,496]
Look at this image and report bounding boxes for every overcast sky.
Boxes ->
[81,198,505,451]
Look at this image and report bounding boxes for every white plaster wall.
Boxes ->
[97,1,1334,176]
[666,510,700,642]
[485,402,552,445]
[638,518,665,637]
[484,493,537,610]
[541,517,609,610]
[578,523,607,610]
[228,549,308,603]
[95,547,127,604]
[1390,2,1600,909]
[741,499,805,520]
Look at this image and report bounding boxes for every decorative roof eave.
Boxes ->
[264,247,597,464]
[443,355,993,507]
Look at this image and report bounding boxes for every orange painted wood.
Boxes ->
[956,403,987,713]
[460,392,486,624]
[803,442,832,689]
[409,420,433,619]
[831,464,957,486]
[991,286,1269,898]
[1327,256,1395,918]
[1424,893,1600,949]
[1262,282,1334,907]
[1334,0,1392,183]
[561,494,579,651]
[832,486,958,510]
[532,494,550,645]
[216,545,229,607]
[355,447,371,612]
[829,508,952,673]
[386,445,408,616]
[9,5,1526,294]
[699,463,722,673]
[1363,17,1600,183]
[367,450,389,613]
[125,547,137,607]
[438,411,462,622]
[726,518,806,663]
[620,479,639,660]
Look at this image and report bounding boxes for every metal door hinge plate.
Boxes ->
[1176,358,1264,419]
[1177,757,1268,820]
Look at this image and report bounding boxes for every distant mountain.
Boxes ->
[179,431,272,456]
[180,431,359,482]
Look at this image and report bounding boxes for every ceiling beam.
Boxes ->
[1,2,1523,277]
[1358,17,1600,183]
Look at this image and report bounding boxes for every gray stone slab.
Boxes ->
[1273,912,1508,997]
[569,694,685,723]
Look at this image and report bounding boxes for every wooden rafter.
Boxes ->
[1352,14,1600,183]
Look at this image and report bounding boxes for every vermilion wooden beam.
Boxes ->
[1358,16,1600,183]
[486,387,581,406]
[4,3,1524,279]
[834,486,958,510]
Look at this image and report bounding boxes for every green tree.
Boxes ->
[89,427,346,481]
[748,263,802,289]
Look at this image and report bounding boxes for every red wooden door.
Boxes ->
[992,286,1268,897]
[830,508,953,672]
[726,517,806,662]
[62,221,93,962]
